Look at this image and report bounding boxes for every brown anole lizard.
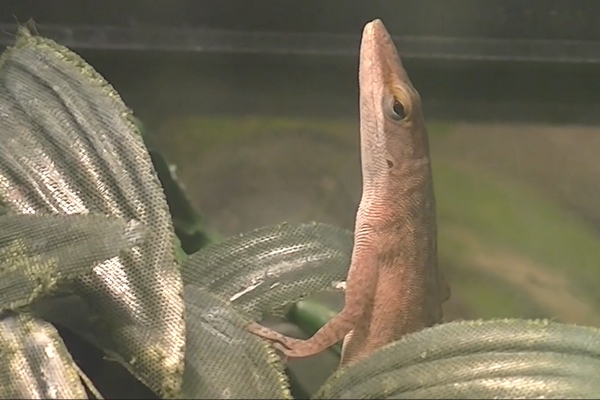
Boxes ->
[247,19,450,366]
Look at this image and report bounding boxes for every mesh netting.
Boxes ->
[181,222,352,319]
[0,313,88,399]
[180,284,290,399]
[175,222,353,399]
[0,212,146,399]
[0,213,144,313]
[0,28,185,398]
[314,319,600,399]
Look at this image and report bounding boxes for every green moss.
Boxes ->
[435,161,600,282]
[445,261,542,320]
[434,160,600,319]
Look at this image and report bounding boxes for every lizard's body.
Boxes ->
[247,19,450,366]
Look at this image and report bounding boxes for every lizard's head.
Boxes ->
[358,19,430,186]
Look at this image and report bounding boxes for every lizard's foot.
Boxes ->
[246,321,315,359]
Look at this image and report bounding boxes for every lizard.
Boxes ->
[246,18,450,366]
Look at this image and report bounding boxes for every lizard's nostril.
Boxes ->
[386,159,394,168]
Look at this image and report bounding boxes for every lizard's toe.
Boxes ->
[272,343,290,363]
[246,322,287,342]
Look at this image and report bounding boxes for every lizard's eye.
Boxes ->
[384,94,407,121]
[392,99,406,120]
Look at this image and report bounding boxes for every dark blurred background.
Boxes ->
[1,0,600,124]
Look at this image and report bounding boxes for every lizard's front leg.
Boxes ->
[247,308,356,359]
[246,321,307,349]
[248,236,378,359]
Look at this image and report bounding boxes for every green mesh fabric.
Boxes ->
[0,213,145,313]
[0,213,143,399]
[175,222,353,399]
[180,285,291,399]
[0,314,88,399]
[0,28,185,397]
[180,222,352,319]
[314,319,600,399]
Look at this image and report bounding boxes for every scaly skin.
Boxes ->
[247,19,450,366]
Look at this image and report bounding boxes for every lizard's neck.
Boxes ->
[359,157,434,212]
